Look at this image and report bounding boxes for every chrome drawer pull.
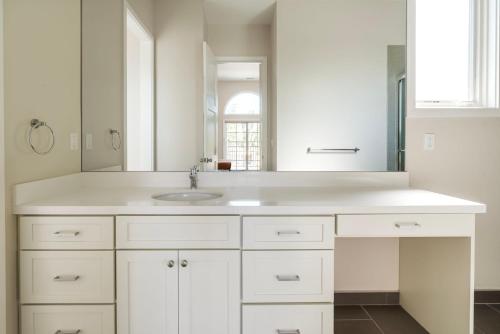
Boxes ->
[53,275,80,282]
[276,275,300,282]
[277,330,300,334]
[55,330,81,334]
[277,230,301,236]
[53,231,80,237]
[394,222,421,229]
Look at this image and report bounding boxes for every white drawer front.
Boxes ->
[243,216,334,250]
[21,305,115,334]
[242,251,333,303]
[243,304,333,334]
[20,251,114,304]
[20,216,114,250]
[337,214,474,237]
[116,216,240,249]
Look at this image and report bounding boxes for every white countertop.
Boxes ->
[14,186,486,215]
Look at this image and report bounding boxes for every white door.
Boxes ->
[202,42,218,171]
[117,251,179,334]
[179,250,240,334]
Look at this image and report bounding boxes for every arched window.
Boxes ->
[224,93,260,115]
[223,92,261,171]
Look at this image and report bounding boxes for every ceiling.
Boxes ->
[217,62,260,81]
[204,0,276,25]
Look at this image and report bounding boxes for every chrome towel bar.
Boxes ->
[307,147,360,154]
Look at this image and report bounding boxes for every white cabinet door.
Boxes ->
[179,250,240,334]
[117,251,179,334]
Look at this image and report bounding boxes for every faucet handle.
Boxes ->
[190,165,199,175]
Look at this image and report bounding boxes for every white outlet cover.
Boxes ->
[424,133,435,151]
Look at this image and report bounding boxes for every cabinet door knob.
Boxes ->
[167,260,175,268]
[181,260,188,268]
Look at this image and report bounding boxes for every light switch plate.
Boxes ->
[70,133,79,151]
[86,134,93,150]
[424,133,435,151]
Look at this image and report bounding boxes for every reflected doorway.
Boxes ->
[125,6,154,171]
[216,59,268,171]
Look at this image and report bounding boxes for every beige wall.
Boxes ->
[4,0,82,332]
[207,24,271,58]
[155,0,205,171]
[82,0,124,171]
[0,1,5,332]
[407,118,500,290]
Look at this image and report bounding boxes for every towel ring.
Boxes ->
[29,119,55,155]
[110,129,121,151]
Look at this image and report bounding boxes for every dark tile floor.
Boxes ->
[335,304,500,334]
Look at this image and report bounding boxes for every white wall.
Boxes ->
[155,0,205,171]
[275,0,405,171]
[4,1,82,332]
[407,118,500,290]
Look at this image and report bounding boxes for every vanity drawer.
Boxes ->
[20,251,114,304]
[242,251,333,303]
[21,305,115,334]
[336,214,474,237]
[243,216,335,249]
[19,216,114,250]
[243,304,334,334]
[116,216,240,249]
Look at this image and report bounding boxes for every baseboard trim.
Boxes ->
[475,290,500,304]
[335,290,500,305]
[334,292,400,305]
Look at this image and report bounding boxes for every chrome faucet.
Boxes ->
[189,165,199,190]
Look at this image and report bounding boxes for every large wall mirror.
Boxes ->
[82,0,407,172]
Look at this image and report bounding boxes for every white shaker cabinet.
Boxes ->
[117,250,240,334]
[117,251,179,334]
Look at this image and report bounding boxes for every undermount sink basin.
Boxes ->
[152,191,223,202]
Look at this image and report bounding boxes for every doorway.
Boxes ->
[216,58,268,171]
[125,6,154,171]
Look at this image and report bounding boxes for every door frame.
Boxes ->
[0,0,5,332]
[216,56,269,171]
[123,0,156,171]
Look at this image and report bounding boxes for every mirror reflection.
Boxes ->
[82,0,407,172]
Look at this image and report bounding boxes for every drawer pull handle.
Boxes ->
[394,222,421,229]
[55,330,81,334]
[53,275,80,282]
[277,230,301,236]
[277,330,300,334]
[276,275,300,282]
[53,231,80,237]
